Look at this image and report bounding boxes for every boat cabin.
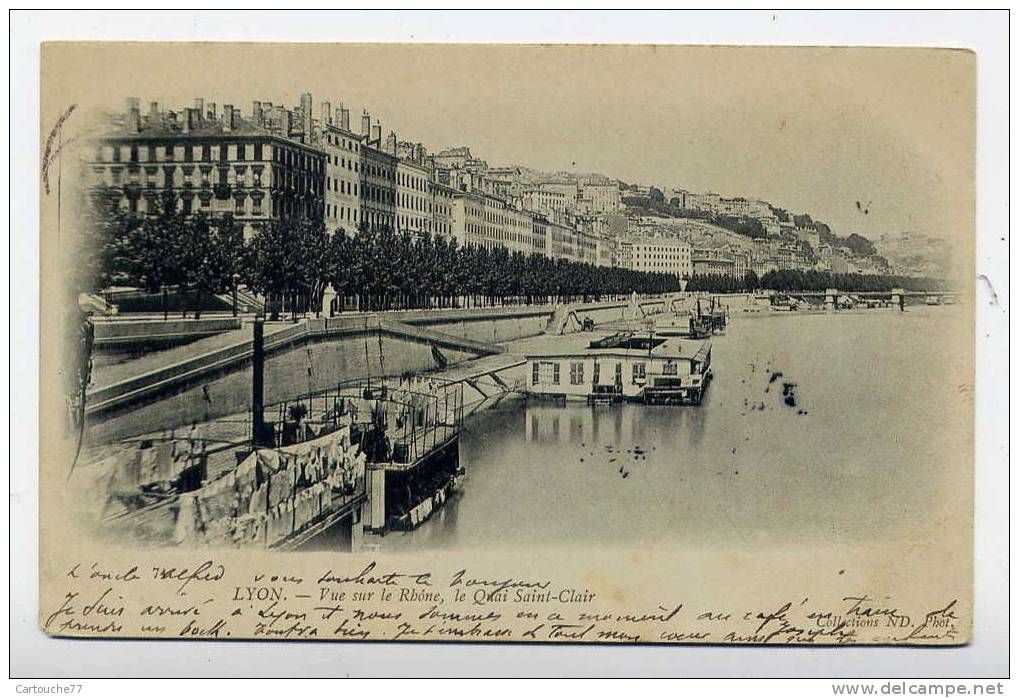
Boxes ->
[525,332,712,405]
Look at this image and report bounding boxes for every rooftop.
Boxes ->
[523,330,710,362]
[620,236,691,247]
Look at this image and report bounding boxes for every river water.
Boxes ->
[375,307,971,552]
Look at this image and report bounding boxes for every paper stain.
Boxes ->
[978,274,999,306]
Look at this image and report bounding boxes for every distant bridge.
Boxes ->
[779,288,960,309]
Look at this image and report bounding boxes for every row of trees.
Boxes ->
[684,269,943,294]
[80,188,246,318]
[247,220,681,316]
[685,272,761,294]
[78,188,682,319]
[759,269,943,293]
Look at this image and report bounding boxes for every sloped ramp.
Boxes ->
[545,306,583,335]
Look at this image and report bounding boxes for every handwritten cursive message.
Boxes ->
[41,557,967,645]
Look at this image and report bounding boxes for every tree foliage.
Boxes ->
[78,204,683,317]
[686,268,941,294]
[759,269,942,293]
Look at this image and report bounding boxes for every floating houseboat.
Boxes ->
[525,332,713,406]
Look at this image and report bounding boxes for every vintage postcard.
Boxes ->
[38,42,975,645]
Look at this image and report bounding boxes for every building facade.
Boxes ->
[619,237,693,280]
[429,180,457,240]
[395,156,433,237]
[319,107,363,234]
[577,178,621,215]
[692,248,736,277]
[359,139,397,232]
[451,190,534,254]
[522,187,568,222]
[90,98,326,238]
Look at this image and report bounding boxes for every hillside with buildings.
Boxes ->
[86,90,938,300]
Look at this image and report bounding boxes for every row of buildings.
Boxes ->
[87,92,888,283]
[617,214,892,281]
[617,237,751,281]
[88,94,619,269]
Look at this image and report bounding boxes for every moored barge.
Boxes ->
[525,332,713,406]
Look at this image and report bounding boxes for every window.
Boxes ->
[570,362,585,385]
[237,143,246,160]
[632,362,646,384]
[663,362,678,376]
[254,144,263,161]
[592,362,601,384]
[615,363,623,385]
[552,363,560,385]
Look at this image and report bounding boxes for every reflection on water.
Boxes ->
[376,307,970,552]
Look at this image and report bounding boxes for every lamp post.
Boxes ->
[231,272,240,317]
[252,314,266,446]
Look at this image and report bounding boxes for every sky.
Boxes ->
[44,43,975,244]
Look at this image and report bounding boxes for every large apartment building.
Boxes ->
[619,237,692,281]
[452,189,534,255]
[394,143,433,237]
[429,180,457,239]
[358,117,398,233]
[319,103,363,233]
[89,98,326,238]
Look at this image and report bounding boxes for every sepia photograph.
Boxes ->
[13,10,1009,681]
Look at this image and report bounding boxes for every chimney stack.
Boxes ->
[371,123,382,145]
[148,101,160,126]
[207,102,217,121]
[273,105,286,134]
[385,131,397,156]
[340,106,350,131]
[222,104,234,132]
[252,100,262,125]
[361,111,371,137]
[182,108,193,134]
[320,101,332,126]
[194,98,204,121]
[125,97,141,133]
[300,93,313,142]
